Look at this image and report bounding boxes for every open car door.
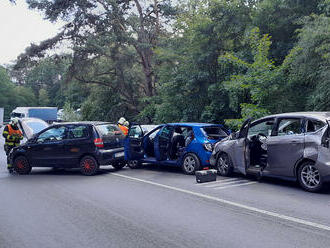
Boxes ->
[154,125,174,161]
[234,118,251,175]
[124,124,145,161]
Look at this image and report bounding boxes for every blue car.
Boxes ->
[124,123,229,174]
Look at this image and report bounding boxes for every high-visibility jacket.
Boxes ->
[2,124,23,147]
[118,124,128,136]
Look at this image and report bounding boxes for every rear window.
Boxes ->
[201,126,228,140]
[96,124,123,137]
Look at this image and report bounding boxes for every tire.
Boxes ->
[80,156,99,176]
[112,162,125,170]
[13,156,32,175]
[297,161,323,193]
[182,153,200,175]
[216,153,233,177]
[127,160,141,169]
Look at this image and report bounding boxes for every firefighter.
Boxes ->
[2,118,23,172]
[117,117,128,135]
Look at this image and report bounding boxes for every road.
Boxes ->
[1,134,330,248]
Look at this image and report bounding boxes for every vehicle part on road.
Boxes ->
[182,153,200,175]
[13,156,32,175]
[195,169,217,183]
[80,156,99,176]
[298,162,323,192]
[127,160,141,169]
[216,153,233,176]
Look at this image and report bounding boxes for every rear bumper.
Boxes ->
[96,147,125,165]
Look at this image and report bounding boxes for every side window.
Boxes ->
[69,125,89,139]
[37,126,67,143]
[248,119,275,138]
[306,119,325,133]
[277,118,303,136]
[128,125,144,138]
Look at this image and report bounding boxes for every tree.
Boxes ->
[16,0,176,98]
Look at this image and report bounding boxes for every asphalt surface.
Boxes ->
[1,132,330,248]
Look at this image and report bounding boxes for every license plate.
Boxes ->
[115,151,124,158]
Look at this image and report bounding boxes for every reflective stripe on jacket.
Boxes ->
[2,124,23,146]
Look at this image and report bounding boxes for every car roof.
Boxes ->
[261,112,330,121]
[51,121,115,126]
[167,123,223,127]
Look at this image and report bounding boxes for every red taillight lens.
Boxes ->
[94,138,104,148]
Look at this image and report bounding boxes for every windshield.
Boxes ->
[11,112,24,118]
[201,126,228,140]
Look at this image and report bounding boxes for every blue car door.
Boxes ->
[124,124,145,161]
[154,125,174,161]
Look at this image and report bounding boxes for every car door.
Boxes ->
[124,124,145,161]
[154,125,174,161]
[61,125,92,166]
[28,126,68,167]
[233,119,251,175]
[267,117,305,176]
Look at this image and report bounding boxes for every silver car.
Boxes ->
[210,112,330,192]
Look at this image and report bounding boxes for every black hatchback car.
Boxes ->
[9,122,125,175]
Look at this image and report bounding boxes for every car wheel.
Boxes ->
[298,162,323,192]
[182,153,200,175]
[80,156,99,176]
[127,160,141,169]
[13,156,32,175]
[112,162,125,170]
[216,153,233,177]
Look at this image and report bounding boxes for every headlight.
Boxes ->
[203,142,214,152]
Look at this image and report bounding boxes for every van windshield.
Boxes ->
[11,112,24,118]
[201,126,228,140]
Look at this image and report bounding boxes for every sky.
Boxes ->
[0,0,65,66]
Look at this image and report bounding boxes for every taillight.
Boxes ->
[94,138,104,148]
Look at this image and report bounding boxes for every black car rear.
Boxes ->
[10,122,125,176]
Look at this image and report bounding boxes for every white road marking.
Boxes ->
[205,179,251,188]
[112,173,330,232]
[212,181,257,189]
[196,178,239,186]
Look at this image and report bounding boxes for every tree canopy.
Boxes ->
[4,0,330,129]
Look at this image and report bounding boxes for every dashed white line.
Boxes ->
[112,172,330,232]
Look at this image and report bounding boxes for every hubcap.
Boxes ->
[184,156,196,173]
[217,156,228,174]
[129,160,138,167]
[301,165,320,188]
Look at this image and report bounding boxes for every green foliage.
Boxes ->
[61,102,81,122]
[6,0,329,125]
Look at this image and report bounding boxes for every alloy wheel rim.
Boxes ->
[301,165,320,188]
[217,156,228,174]
[129,160,138,167]
[184,156,196,173]
[82,159,95,173]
